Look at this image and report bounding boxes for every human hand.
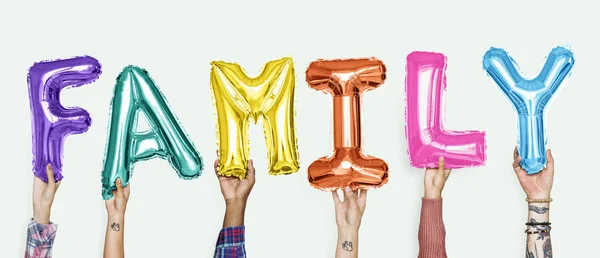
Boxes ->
[332,187,367,234]
[33,164,61,224]
[214,151,256,205]
[424,157,452,199]
[513,146,554,199]
[105,178,130,221]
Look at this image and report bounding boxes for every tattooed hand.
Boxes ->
[513,147,554,199]
[424,157,452,199]
[105,178,130,223]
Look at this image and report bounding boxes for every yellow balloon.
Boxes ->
[210,57,300,179]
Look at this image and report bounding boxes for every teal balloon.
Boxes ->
[101,66,203,200]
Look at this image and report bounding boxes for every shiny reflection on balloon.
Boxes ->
[405,51,486,169]
[306,58,389,191]
[210,57,300,179]
[28,56,102,182]
[101,66,203,200]
[483,47,574,174]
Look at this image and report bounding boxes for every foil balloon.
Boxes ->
[405,52,486,169]
[28,56,102,183]
[306,58,389,190]
[101,66,203,200]
[210,57,299,179]
[483,47,574,174]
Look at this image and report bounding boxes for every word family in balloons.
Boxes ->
[26,46,574,196]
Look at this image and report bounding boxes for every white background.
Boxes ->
[0,0,597,257]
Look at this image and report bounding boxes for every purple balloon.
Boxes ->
[28,56,102,182]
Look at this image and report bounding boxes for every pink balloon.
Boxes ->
[405,51,486,169]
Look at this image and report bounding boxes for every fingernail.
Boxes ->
[440,157,444,162]
[344,186,351,193]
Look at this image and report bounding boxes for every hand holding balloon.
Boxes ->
[103,178,130,258]
[332,187,367,258]
[105,178,130,219]
[513,147,554,199]
[215,151,256,228]
[33,164,61,224]
[424,157,452,199]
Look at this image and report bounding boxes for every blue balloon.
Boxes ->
[483,47,574,174]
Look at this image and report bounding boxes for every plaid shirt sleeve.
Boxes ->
[213,226,246,258]
[24,219,57,258]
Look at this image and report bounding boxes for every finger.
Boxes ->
[512,156,522,169]
[358,189,368,212]
[437,157,445,175]
[247,159,256,182]
[513,146,519,159]
[546,149,554,172]
[332,190,341,204]
[116,178,124,198]
[46,164,56,188]
[213,159,219,174]
[344,186,358,209]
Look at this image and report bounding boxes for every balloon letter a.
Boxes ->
[101,66,203,200]
[28,56,101,182]
[405,52,486,169]
[210,57,300,179]
[306,58,389,190]
[483,47,574,174]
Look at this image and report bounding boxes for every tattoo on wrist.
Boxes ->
[342,241,353,251]
[529,205,549,214]
[111,222,120,232]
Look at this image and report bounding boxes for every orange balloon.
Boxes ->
[306,58,389,190]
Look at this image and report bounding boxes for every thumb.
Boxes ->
[344,186,358,209]
[115,178,124,198]
[46,164,56,188]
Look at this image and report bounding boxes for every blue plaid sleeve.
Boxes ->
[25,219,57,258]
[213,226,246,258]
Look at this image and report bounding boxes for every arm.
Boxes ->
[26,164,60,258]
[418,157,450,258]
[513,148,554,258]
[213,152,255,258]
[103,178,130,258]
[333,187,367,258]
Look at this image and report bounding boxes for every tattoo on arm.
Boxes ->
[542,239,552,258]
[529,205,549,214]
[342,241,353,251]
[111,222,120,231]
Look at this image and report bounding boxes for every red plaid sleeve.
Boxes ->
[213,226,246,258]
[24,219,57,258]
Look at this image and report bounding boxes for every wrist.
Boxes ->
[424,190,442,199]
[33,210,50,225]
[526,193,551,199]
[108,212,125,222]
[225,199,247,209]
[338,226,359,237]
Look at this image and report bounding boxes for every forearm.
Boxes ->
[104,214,125,258]
[525,202,552,257]
[418,198,447,258]
[223,200,246,228]
[335,228,359,258]
[33,206,51,225]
